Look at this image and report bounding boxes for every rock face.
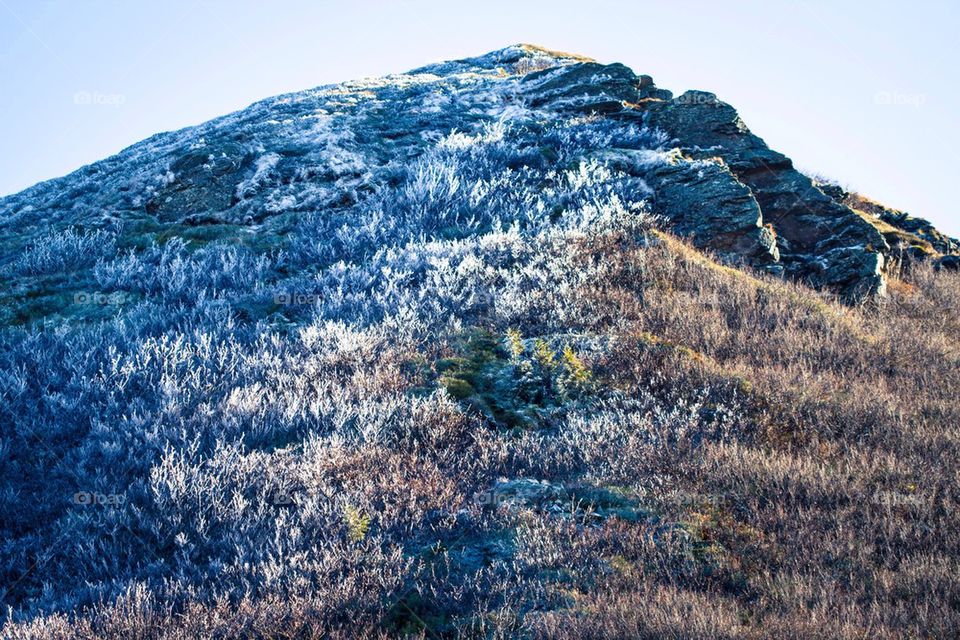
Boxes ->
[1,44,955,299]
[146,143,253,221]
[638,92,895,297]
[512,61,908,297]
[500,48,953,297]
[820,183,960,270]
[640,155,780,267]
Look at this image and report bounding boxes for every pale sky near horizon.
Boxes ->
[1,0,958,235]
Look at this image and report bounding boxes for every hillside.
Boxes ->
[1,44,959,639]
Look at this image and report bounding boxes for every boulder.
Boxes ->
[643,156,780,265]
[146,143,253,222]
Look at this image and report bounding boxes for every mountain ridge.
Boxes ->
[1,44,956,305]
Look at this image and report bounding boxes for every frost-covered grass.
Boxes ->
[3,228,117,278]
[2,115,714,637]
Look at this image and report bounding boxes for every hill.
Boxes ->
[1,45,959,639]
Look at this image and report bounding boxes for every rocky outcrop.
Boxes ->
[145,143,253,222]
[818,184,960,270]
[640,90,894,298]
[517,56,910,298]
[592,148,779,267]
[523,61,673,113]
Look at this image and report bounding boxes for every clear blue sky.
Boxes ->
[1,0,958,235]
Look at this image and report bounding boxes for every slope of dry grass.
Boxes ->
[533,229,960,639]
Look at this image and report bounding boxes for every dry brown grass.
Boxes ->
[555,229,960,638]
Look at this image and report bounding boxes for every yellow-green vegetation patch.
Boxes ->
[436,328,596,429]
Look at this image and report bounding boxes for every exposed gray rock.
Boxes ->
[805,245,887,298]
[641,91,891,298]
[600,149,780,265]
[647,158,780,264]
[518,59,932,298]
[820,183,960,261]
[146,143,253,221]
